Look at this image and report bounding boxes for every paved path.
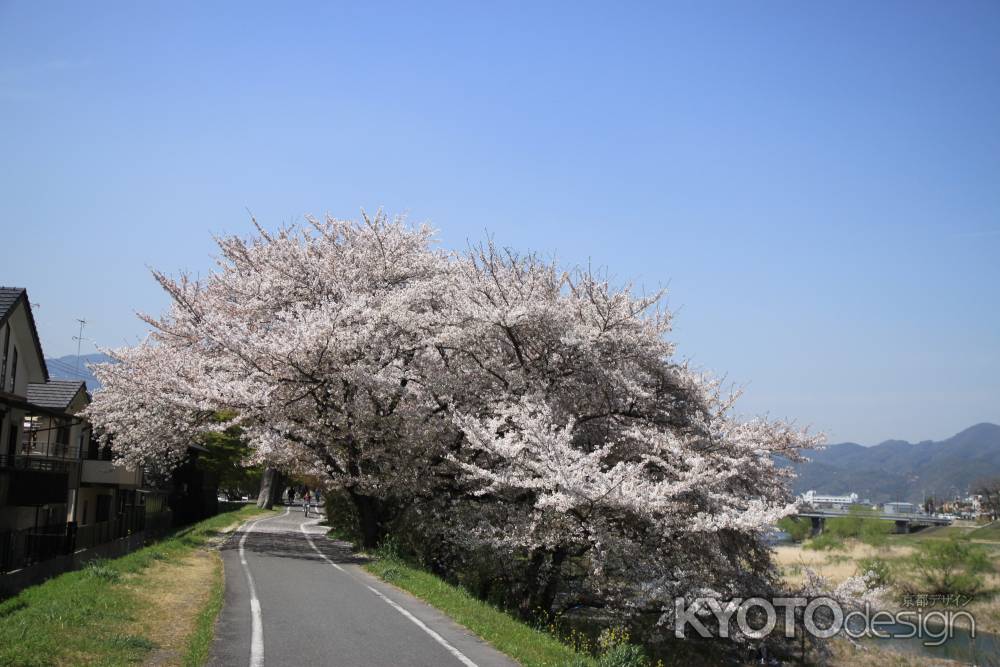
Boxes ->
[209,506,518,667]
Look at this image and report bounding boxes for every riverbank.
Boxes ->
[776,522,1000,665]
[776,523,1000,633]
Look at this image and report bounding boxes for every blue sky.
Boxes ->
[1,1,997,445]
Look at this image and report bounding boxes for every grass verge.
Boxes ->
[969,521,1000,541]
[363,551,591,667]
[0,504,271,667]
[182,550,226,667]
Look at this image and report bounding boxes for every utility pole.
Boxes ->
[73,319,87,374]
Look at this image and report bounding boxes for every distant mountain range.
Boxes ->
[791,423,1000,503]
[44,353,113,391]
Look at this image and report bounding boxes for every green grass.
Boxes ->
[364,554,592,667]
[880,523,1000,554]
[0,504,270,667]
[909,525,971,540]
[182,551,226,667]
[968,521,1000,541]
[884,525,972,546]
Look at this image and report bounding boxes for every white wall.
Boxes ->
[0,306,47,396]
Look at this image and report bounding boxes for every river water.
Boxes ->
[863,621,1000,665]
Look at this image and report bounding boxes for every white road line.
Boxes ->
[363,583,479,667]
[298,520,345,571]
[298,518,479,667]
[239,506,290,667]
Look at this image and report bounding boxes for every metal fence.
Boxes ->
[0,523,71,574]
[0,509,174,574]
[73,509,145,551]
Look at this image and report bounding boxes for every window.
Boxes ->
[8,346,17,392]
[81,500,89,525]
[22,415,39,454]
[96,495,112,522]
[0,325,9,387]
[5,422,16,458]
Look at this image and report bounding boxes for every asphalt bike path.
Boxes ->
[209,505,518,667]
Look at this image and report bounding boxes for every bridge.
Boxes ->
[795,506,952,535]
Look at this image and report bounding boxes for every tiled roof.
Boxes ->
[0,286,49,382]
[0,287,25,323]
[26,380,86,410]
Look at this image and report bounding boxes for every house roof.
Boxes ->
[26,380,87,410]
[0,287,49,382]
[0,288,23,322]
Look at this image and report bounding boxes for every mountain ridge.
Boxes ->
[792,423,1000,503]
[44,352,113,391]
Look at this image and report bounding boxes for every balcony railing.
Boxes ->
[20,437,80,461]
[0,453,71,473]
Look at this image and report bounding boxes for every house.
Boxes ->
[0,288,80,535]
[26,379,148,550]
[0,287,154,578]
[1,287,221,590]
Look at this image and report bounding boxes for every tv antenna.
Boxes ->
[73,319,88,374]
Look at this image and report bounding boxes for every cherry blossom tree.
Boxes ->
[420,241,823,623]
[88,212,454,546]
[86,213,829,644]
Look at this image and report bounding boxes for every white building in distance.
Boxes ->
[800,490,868,510]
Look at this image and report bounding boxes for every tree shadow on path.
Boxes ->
[218,521,367,566]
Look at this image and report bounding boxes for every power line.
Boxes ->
[48,363,87,376]
[46,358,91,379]
[73,319,88,374]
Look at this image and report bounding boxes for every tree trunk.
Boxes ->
[256,467,280,509]
[519,550,547,617]
[535,547,567,614]
[269,470,286,507]
[348,490,382,549]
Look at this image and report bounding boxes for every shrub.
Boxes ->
[375,535,402,562]
[818,508,893,547]
[777,517,810,542]
[598,643,647,667]
[324,490,363,545]
[596,628,648,667]
[910,538,992,596]
[859,519,893,547]
[857,556,892,588]
[804,533,844,551]
[373,535,403,581]
[825,516,862,539]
